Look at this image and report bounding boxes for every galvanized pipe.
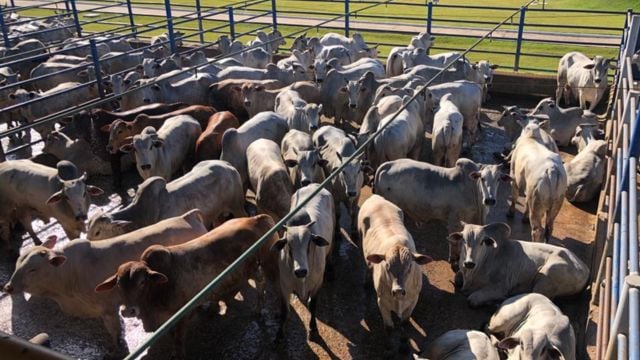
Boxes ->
[603,257,613,359]
[68,0,82,37]
[164,0,177,54]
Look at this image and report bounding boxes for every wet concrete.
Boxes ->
[0,94,598,359]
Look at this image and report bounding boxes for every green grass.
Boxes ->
[18,0,635,73]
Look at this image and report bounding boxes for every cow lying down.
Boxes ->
[447,222,589,308]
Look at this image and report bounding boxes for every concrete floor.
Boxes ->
[0,93,599,359]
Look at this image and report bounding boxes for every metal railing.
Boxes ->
[591,13,639,360]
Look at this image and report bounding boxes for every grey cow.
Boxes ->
[281,129,326,188]
[220,111,289,189]
[247,139,293,222]
[271,184,335,342]
[87,160,245,240]
[423,329,500,360]
[447,222,589,308]
[565,140,606,203]
[488,293,576,360]
[0,160,103,246]
[556,51,613,111]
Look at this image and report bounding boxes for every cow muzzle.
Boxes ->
[349,103,356,109]
[294,268,308,278]
[301,179,311,187]
[594,78,602,84]
[120,305,140,318]
[484,198,496,206]
[244,101,251,106]
[75,214,87,221]
[391,286,406,297]
[347,191,357,198]
[463,261,476,269]
[310,125,318,131]
[140,164,152,171]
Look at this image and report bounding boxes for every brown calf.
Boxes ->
[195,111,240,161]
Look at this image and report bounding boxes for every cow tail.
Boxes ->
[535,166,562,232]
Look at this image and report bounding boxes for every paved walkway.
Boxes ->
[13,0,621,46]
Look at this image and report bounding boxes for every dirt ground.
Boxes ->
[0,93,599,359]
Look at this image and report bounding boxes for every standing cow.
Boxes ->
[0,160,103,245]
[432,94,464,167]
[556,51,614,111]
[509,122,567,242]
[3,211,207,358]
[119,115,201,181]
[271,184,335,341]
[359,195,432,351]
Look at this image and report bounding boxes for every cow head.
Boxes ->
[290,32,308,51]
[313,59,327,83]
[46,162,103,224]
[303,103,322,132]
[332,138,364,200]
[42,131,73,156]
[584,56,613,86]
[106,119,133,154]
[240,83,262,108]
[498,328,565,360]
[447,222,510,276]
[95,258,169,328]
[284,148,327,187]
[3,236,65,295]
[271,212,329,279]
[571,123,602,151]
[119,126,164,179]
[469,164,511,207]
[366,244,432,297]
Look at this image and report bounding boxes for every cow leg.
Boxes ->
[308,295,320,338]
[555,84,564,104]
[507,183,518,218]
[275,295,290,344]
[16,209,40,245]
[467,287,507,308]
[579,90,587,110]
[545,199,563,242]
[101,313,128,359]
[529,200,545,243]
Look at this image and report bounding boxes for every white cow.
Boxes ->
[432,94,464,167]
[556,51,613,111]
[274,89,322,133]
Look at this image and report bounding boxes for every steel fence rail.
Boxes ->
[120,1,540,359]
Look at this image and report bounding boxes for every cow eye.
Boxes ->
[95,230,101,237]
[360,87,366,92]
[28,268,36,274]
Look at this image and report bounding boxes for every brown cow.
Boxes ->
[195,111,240,161]
[104,105,216,153]
[208,79,285,121]
[95,215,280,358]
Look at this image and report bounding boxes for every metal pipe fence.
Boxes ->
[591,14,640,360]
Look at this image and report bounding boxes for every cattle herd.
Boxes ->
[0,21,616,359]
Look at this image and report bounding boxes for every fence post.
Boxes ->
[271,0,277,31]
[9,0,15,8]
[163,0,177,54]
[89,39,105,98]
[126,0,136,38]
[513,6,526,71]
[427,1,433,35]
[195,0,204,44]
[228,7,235,41]
[64,0,70,12]
[0,6,10,48]
[344,0,350,37]
[69,0,82,38]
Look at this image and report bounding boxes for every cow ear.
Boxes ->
[339,86,347,93]
[498,337,520,350]
[547,346,565,360]
[311,234,329,247]
[447,232,463,244]
[469,171,481,180]
[413,253,433,265]
[317,158,328,167]
[500,174,512,182]
[283,159,298,167]
[583,63,595,70]
[87,185,104,196]
[366,254,385,264]
[119,143,134,153]
[481,237,497,248]
[95,274,118,292]
[49,255,67,267]
[483,222,511,241]
[255,85,264,91]
[113,220,133,228]
[149,270,168,284]
[270,237,287,252]
[46,191,65,205]
[152,84,161,91]
[42,235,57,249]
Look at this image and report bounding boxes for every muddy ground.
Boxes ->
[0,93,598,359]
